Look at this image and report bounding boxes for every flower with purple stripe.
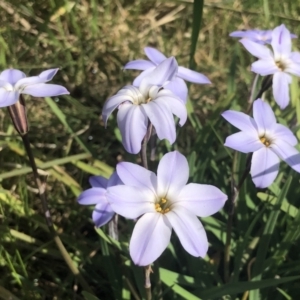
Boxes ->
[124,47,211,102]
[240,24,300,109]
[0,68,69,107]
[222,99,300,188]
[107,151,227,266]
[78,172,122,227]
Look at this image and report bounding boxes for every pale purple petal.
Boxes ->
[285,61,300,77]
[222,110,257,133]
[0,89,19,107]
[124,59,155,70]
[175,183,227,217]
[155,90,187,126]
[230,30,259,39]
[271,24,291,59]
[77,187,107,205]
[107,172,122,187]
[38,68,59,81]
[89,176,108,188]
[240,39,273,59]
[117,104,148,154]
[130,213,171,266]
[0,69,26,85]
[107,185,155,219]
[132,67,156,87]
[139,57,178,95]
[141,99,176,144]
[92,202,115,227]
[271,140,300,173]
[253,99,276,134]
[178,66,211,84]
[102,91,134,125]
[157,151,189,198]
[272,124,297,146]
[290,52,300,63]
[164,77,188,102]
[251,59,278,75]
[166,206,208,257]
[251,147,280,188]
[224,132,263,153]
[116,162,157,193]
[22,84,69,97]
[272,72,291,109]
[144,47,167,65]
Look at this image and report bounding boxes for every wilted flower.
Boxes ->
[107,151,227,266]
[240,24,300,109]
[222,99,300,188]
[78,172,122,227]
[124,47,211,102]
[230,28,296,44]
[102,57,187,154]
[0,68,69,107]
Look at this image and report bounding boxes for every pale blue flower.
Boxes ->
[240,24,300,109]
[102,57,187,154]
[124,47,211,102]
[222,99,300,188]
[107,151,227,266]
[0,68,69,107]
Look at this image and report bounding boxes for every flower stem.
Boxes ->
[224,153,252,283]
[145,265,152,300]
[108,214,119,240]
[21,133,93,293]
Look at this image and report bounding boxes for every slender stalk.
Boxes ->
[21,133,93,293]
[144,265,152,300]
[108,214,119,240]
[224,154,252,283]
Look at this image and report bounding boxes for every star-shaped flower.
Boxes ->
[0,68,69,107]
[240,24,300,109]
[78,172,122,227]
[107,151,227,266]
[222,99,300,188]
[124,47,211,102]
[102,57,187,154]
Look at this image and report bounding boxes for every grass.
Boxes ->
[1,0,300,299]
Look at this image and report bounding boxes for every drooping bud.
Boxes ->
[7,94,29,135]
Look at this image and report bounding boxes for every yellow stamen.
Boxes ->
[260,136,271,147]
[275,60,286,71]
[155,197,171,214]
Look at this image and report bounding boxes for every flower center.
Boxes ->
[155,197,171,214]
[260,135,271,147]
[275,60,286,71]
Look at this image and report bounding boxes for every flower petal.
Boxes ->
[176,183,227,217]
[157,151,189,199]
[0,89,19,107]
[132,67,156,87]
[222,110,257,133]
[22,83,69,97]
[251,147,280,188]
[166,206,208,257]
[271,24,291,60]
[107,172,123,187]
[285,61,300,76]
[253,99,276,134]
[155,90,187,126]
[117,104,148,154]
[271,140,300,173]
[130,213,171,266]
[139,57,178,96]
[164,77,188,103]
[224,132,263,153]
[107,185,155,219]
[240,39,273,59]
[273,124,297,146]
[178,66,211,84]
[144,47,167,65]
[251,59,278,75]
[89,176,108,188]
[92,202,115,227]
[272,72,291,109]
[124,59,155,70]
[141,99,176,144]
[102,88,135,125]
[0,69,26,85]
[117,162,157,193]
[77,187,107,205]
